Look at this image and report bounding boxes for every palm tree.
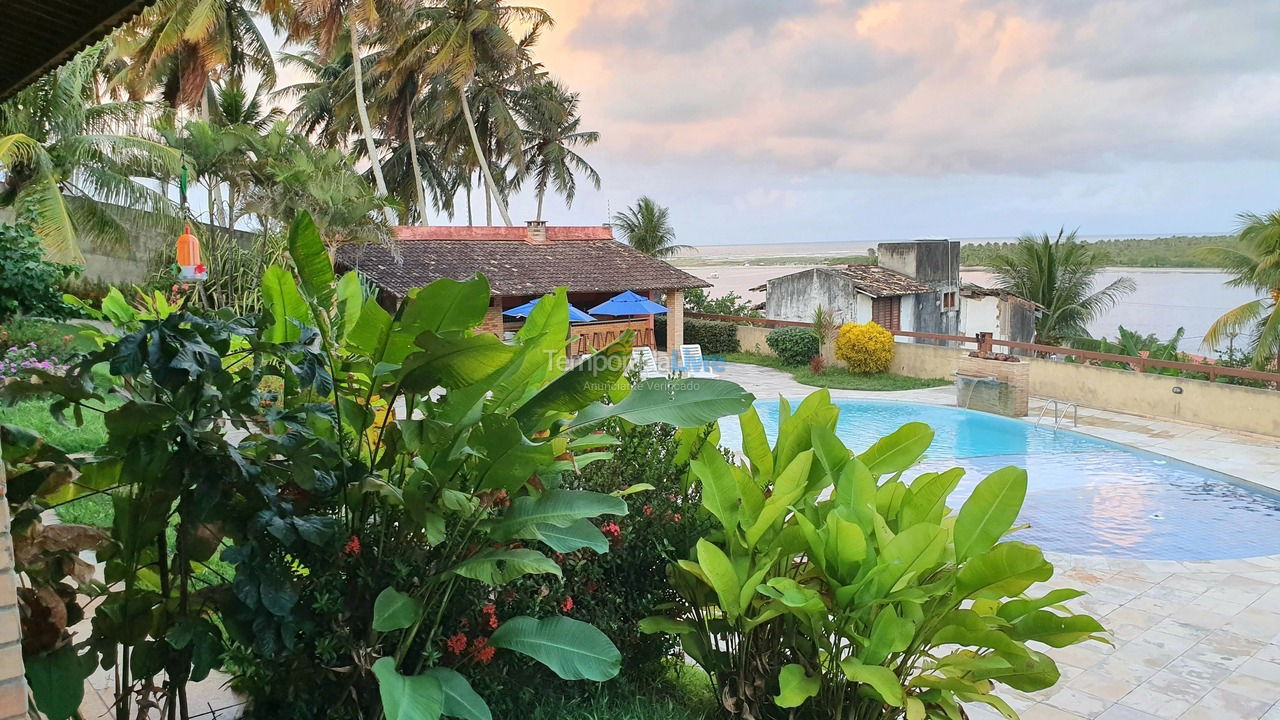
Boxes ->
[985,228,1135,345]
[397,0,552,227]
[1200,211,1280,368]
[107,0,275,109]
[276,0,409,219]
[611,197,691,259]
[242,122,394,248]
[0,48,181,263]
[518,80,599,220]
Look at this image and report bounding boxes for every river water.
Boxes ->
[678,261,1256,355]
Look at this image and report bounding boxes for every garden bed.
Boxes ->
[724,352,950,391]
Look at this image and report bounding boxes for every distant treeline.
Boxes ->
[960,235,1239,268]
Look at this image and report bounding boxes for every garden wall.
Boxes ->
[886,341,1280,437]
[1028,360,1280,437]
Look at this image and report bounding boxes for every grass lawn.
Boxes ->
[1,397,112,454]
[724,352,949,391]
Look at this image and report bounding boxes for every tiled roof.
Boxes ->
[335,225,710,298]
[825,265,933,297]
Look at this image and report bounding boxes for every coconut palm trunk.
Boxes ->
[460,86,512,226]
[536,188,545,221]
[349,25,395,224]
[405,114,428,224]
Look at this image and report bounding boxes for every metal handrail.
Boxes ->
[1035,398,1078,429]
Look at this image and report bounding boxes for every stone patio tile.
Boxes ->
[1254,643,1280,664]
[1161,653,1236,686]
[1160,574,1217,594]
[1200,629,1271,658]
[1150,615,1222,641]
[1137,667,1217,705]
[1215,671,1280,707]
[1125,593,1192,616]
[1104,607,1163,630]
[1044,687,1113,719]
[1178,688,1273,720]
[1238,657,1280,684]
[1140,584,1201,604]
[1223,608,1280,637]
[1181,637,1258,670]
[1095,705,1162,720]
[1022,703,1089,720]
[1188,593,1251,615]
[1117,685,1193,718]
[1067,665,1145,703]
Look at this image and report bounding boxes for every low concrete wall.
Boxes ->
[1028,360,1280,437]
[736,325,774,356]
[884,341,1280,437]
[889,342,965,380]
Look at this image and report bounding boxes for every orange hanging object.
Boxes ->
[176,225,207,281]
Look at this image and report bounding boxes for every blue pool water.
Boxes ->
[718,399,1280,561]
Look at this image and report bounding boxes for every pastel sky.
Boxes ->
[482,0,1280,246]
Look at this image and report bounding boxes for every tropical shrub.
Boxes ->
[766,328,820,366]
[684,288,760,317]
[466,421,723,715]
[644,391,1107,720]
[835,322,894,373]
[684,318,740,355]
[2,213,757,720]
[0,223,79,320]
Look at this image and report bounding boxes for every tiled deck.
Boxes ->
[717,361,1280,719]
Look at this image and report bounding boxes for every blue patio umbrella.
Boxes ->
[587,290,669,316]
[503,297,596,323]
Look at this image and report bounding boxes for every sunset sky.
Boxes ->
[479,0,1280,246]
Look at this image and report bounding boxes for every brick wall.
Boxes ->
[0,460,26,719]
[955,355,1030,416]
[665,290,684,353]
[478,301,505,337]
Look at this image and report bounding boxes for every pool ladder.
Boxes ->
[1036,399,1078,429]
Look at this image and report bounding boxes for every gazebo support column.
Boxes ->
[665,289,684,355]
[480,298,505,337]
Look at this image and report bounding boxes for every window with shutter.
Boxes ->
[871,296,901,330]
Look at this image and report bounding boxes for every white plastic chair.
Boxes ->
[632,347,666,380]
[676,344,716,378]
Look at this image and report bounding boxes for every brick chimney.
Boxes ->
[526,219,548,243]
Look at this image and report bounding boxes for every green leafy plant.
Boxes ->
[3,212,756,720]
[644,391,1107,720]
[684,288,760,317]
[682,318,741,355]
[0,222,79,320]
[835,322,894,374]
[766,328,820,367]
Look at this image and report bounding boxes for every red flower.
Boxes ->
[343,535,361,556]
[475,646,495,664]
[643,505,653,516]
[672,514,682,523]
[482,604,496,616]
[488,614,499,630]
[446,633,468,655]
[560,596,574,613]
[472,636,488,650]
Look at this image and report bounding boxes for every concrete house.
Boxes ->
[755,265,933,330]
[760,238,961,335]
[959,284,1041,345]
[758,238,1037,344]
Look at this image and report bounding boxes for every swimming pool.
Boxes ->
[717,399,1280,561]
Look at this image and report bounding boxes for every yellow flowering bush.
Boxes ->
[834,321,894,373]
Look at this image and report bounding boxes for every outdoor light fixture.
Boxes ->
[1172,386,1183,394]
